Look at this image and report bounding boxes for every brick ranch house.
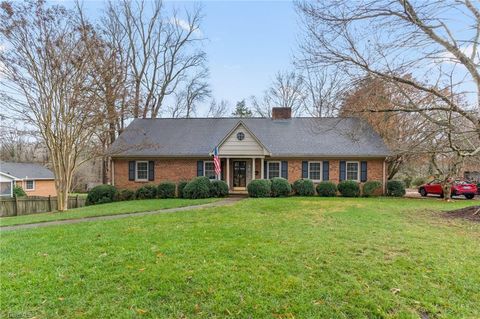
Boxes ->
[0,161,57,197]
[109,108,390,194]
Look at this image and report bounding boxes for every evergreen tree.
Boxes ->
[231,100,252,117]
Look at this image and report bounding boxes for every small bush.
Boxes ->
[177,181,188,198]
[135,184,157,199]
[292,179,315,196]
[412,177,427,187]
[13,186,26,197]
[118,189,135,201]
[247,179,271,198]
[386,180,406,197]
[86,184,118,205]
[210,180,229,197]
[362,180,382,197]
[183,177,211,199]
[157,182,176,199]
[337,180,360,197]
[403,177,412,188]
[271,177,291,197]
[316,181,337,197]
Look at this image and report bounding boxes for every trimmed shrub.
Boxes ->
[386,180,406,197]
[177,181,188,198]
[135,184,157,199]
[337,180,360,197]
[157,182,176,199]
[118,189,135,201]
[13,186,26,197]
[247,179,271,198]
[86,184,118,205]
[316,181,337,197]
[183,177,211,199]
[412,177,427,187]
[292,179,315,196]
[210,180,229,197]
[271,177,291,197]
[362,180,382,197]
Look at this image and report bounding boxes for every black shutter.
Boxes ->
[128,161,135,181]
[322,161,329,181]
[302,161,308,179]
[281,161,288,179]
[197,160,204,176]
[339,161,346,181]
[360,161,368,182]
[264,161,268,179]
[148,161,155,181]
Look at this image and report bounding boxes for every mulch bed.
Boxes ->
[442,206,480,222]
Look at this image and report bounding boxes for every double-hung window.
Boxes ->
[204,161,216,180]
[136,161,149,181]
[25,180,35,190]
[267,161,281,179]
[308,162,322,181]
[346,161,360,181]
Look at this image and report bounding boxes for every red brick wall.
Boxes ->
[16,180,57,196]
[114,157,386,192]
[268,158,384,184]
[113,158,203,190]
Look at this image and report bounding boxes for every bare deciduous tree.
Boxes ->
[206,99,229,117]
[167,68,211,118]
[298,0,480,198]
[0,1,100,210]
[251,71,306,117]
[303,67,346,117]
[112,0,207,118]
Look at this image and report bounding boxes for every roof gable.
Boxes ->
[216,121,270,156]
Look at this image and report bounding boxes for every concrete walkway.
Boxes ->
[1,197,245,232]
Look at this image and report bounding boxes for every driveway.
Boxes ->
[405,188,479,200]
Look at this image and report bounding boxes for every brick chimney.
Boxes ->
[271,107,291,120]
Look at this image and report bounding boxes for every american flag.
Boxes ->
[213,146,221,177]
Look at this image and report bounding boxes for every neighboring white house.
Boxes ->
[0,172,16,197]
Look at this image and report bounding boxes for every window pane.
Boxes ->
[268,162,280,179]
[205,162,216,179]
[346,162,358,180]
[137,162,148,180]
[26,180,34,190]
[309,162,321,180]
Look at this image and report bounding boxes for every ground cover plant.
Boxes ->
[1,197,479,318]
[0,198,219,227]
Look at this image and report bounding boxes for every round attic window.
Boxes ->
[236,132,245,141]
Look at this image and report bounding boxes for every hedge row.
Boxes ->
[247,178,404,198]
[86,178,229,205]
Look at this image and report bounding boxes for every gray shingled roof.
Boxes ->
[109,117,390,157]
[0,161,55,179]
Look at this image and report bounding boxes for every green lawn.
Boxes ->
[0,198,219,227]
[1,197,479,318]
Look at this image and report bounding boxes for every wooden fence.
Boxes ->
[0,196,86,217]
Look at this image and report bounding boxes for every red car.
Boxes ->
[418,179,477,199]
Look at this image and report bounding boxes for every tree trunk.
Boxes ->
[57,185,69,211]
[441,181,452,201]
